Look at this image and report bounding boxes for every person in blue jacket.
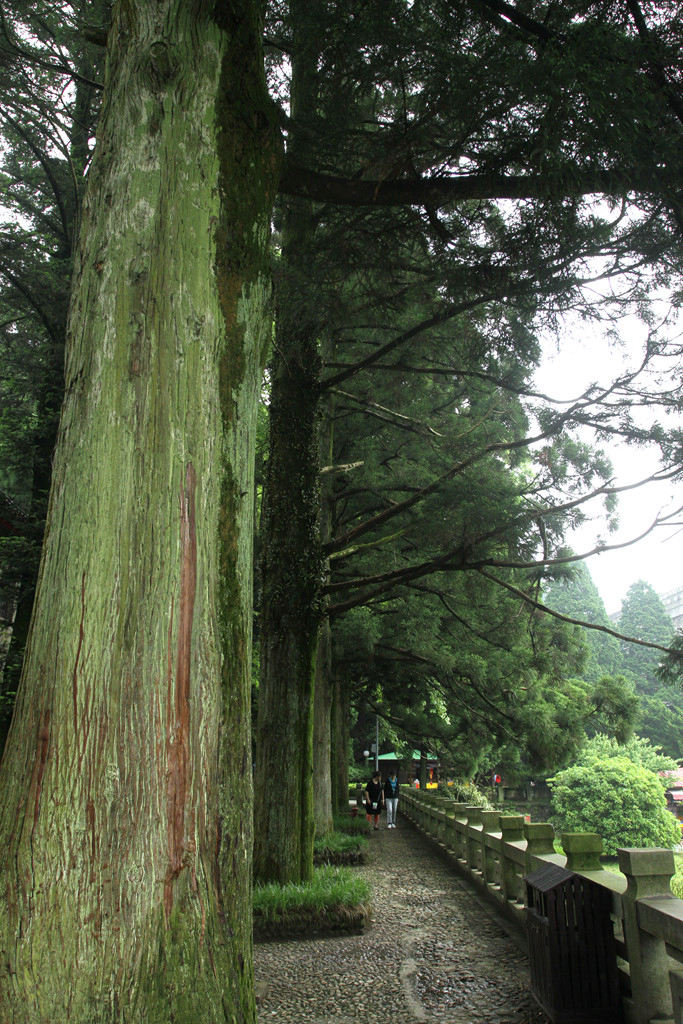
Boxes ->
[384,769,399,828]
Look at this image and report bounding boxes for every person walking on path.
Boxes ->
[364,770,384,829]
[384,770,399,828]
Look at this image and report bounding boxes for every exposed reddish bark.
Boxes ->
[165,462,197,919]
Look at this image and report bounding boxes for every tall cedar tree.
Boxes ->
[0,1,280,1020]
[327,328,638,780]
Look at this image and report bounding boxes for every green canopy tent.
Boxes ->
[376,750,436,761]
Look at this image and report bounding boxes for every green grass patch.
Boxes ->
[333,812,371,836]
[253,865,372,941]
[314,830,369,866]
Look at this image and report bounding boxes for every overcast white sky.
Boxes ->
[535,324,683,617]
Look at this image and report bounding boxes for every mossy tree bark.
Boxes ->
[253,268,323,883]
[312,384,335,832]
[253,0,323,884]
[0,1,279,1020]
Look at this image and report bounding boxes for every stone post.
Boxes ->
[619,848,675,1024]
[451,803,468,861]
[426,801,435,835]
[524,821,555,875]
[434,807,447,846]
[562,832,602,872]
[499,815,525,903]
[466,806,483,874]
[481,811,501,886]
[442,804,457,852]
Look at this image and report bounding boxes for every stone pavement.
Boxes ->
[255,815,551,1024]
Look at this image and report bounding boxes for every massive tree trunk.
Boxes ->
[253,0,323,884]
[253,285,322,883]
[0,2,279,1020]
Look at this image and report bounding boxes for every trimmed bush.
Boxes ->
[549,755,681,855]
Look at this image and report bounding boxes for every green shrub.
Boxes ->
[436,779,492,809]
[578,734,678,780]
[549,755,681,855]
[348,763,368,783]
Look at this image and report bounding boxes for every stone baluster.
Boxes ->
[451,803,468,861]
[437,801,451,846]
[499,815,525,903]
[618,847,676,1024]
[523,821,555,876]
[481,810,501,887]
[562,832,602,872]
[466,806,483,874]
[442,804,456,852]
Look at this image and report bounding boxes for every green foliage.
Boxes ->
[577,733,679,779]
[657,633,683,687]
[442,779,492,809]
[636,689,683,761]
[549,756,681,855]
[544,561,623,684]
[618,581,675,695]
[347,762,368,784]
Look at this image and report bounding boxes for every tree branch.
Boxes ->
[279,160,659,210]
[476,568,680,656]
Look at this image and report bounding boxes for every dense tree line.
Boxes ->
[547,568,683,759]
[254,0,683,885]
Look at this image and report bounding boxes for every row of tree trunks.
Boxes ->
[0,1,280,1020]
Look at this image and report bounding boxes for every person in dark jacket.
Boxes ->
[363,770,384,829]
[384,770,399,828]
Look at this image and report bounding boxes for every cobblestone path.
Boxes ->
[255,816,550,1023]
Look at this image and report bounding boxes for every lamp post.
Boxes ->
[363,716,380,774]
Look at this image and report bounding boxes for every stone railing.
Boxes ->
[400,788,683,1024]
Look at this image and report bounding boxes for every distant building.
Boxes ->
[608,586,683,629]
[660,768,683,822]
[660,587,683,629]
